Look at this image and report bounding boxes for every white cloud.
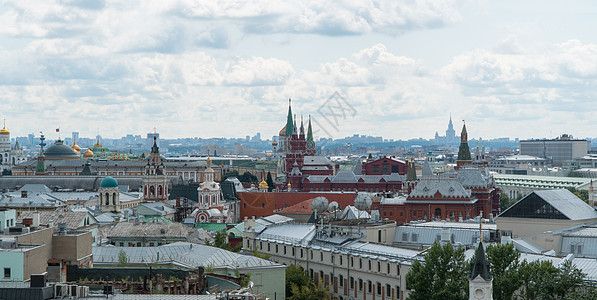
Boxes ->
[224,57,295,86]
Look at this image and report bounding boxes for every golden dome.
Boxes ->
[71,141,81,152]
[259,179,269,189]
[206,156,212,164]
[93,138,102,148]
[279,125,286,136]
[272,140,278,146]
[0,122,9,135]
[83,148,94,158]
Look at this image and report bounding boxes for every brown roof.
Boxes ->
[19,211,93,229]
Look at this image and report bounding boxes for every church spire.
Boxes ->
[306,115,314,143]
[299,115,305,136]
[469,242,492,281]
[457,120,472,162]
[292,114,297,135]
[285,98,294,136]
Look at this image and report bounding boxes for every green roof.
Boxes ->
[195,223,237,232]
[100,176,118,188]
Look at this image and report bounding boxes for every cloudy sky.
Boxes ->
[2,0,597,141]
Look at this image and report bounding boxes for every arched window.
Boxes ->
[113,193,117,205]
[158,185,163,196]
[105,193,109,205]
[434,208,442,219]
[144,186,147,196]
[150,186,155,196]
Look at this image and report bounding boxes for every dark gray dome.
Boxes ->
[44,140,80,160]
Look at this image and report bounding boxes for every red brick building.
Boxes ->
[361,156,407,175]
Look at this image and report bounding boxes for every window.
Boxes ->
[377,282,382,295]
[137,242,141,247]
[359,259,362,268]
[351,257,354,267]
[402,233,408,241]
[284,246,287,255]
[149,242,154,247]
[300,249,303,258]
[377,261,381,272]
[578,245,583,254]
[412,233,418,242]
[387,263,390,274]
[359,279,363,291]
[4,268,10,278]
[350,277,354,289]
[260,242,262,249]
[397,265,400,275]
[292,248,295,256]
[310,269,314,278]
[310,251,313,259]
[386,284,391,296]
[339,275,344,286]
[368,260,371,270]
[331,255,335,264]
[320,252,323,261]
[267,243,271,252]
[367,280,372,293]
[340,255,343,265]
[276,245,279,253]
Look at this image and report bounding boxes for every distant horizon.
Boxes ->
[2,1,597,140]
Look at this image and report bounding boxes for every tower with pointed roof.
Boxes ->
[142,132,169,201]
[446,113,456,143]
[456,121,472,170]
[35,135,48,175]
[469,242,493,300]
[306,115,316,155]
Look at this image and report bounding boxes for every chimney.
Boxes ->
[21,191,27,198]
[32,212,40,227]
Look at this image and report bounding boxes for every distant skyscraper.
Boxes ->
[446,114,456,143]
[434,114,459,145]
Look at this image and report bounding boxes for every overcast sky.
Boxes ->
[2,0,597,141]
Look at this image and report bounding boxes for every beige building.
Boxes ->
[243,219,419,300]
[497,189,597,247]
[0,226,92,282]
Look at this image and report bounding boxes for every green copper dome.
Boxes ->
[100,176,118,188]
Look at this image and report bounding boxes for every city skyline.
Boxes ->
[2,1,597,140]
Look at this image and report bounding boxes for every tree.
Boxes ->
[289,280,333,300]
[499,192,514,212]
[286,265,312,298]
[406,242,468,300]
[266,171,275,192]
[118,250,128,267]
[566,187,589,203]
[485,243,522,300]
[207,230,242,252]
[239,172,258,183]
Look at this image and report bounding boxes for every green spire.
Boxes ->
[406,159,417,181]
[285,98,294,135]
[306,115,314,143]
[35,149,47,175]
[457,121,472,161]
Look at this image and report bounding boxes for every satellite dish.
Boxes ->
[311,197,329,213]
[328,201,339,212]
[354,193,372,211]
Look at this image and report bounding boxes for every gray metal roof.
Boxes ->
[409,177,471,198]
[302,156,331,166]
[332,171,357,183]
[457,167,493,188]
[535,189,597,220]
[107,222,194,238]
[93,242,280,269]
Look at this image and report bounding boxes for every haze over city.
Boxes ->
[2,1,597,140]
